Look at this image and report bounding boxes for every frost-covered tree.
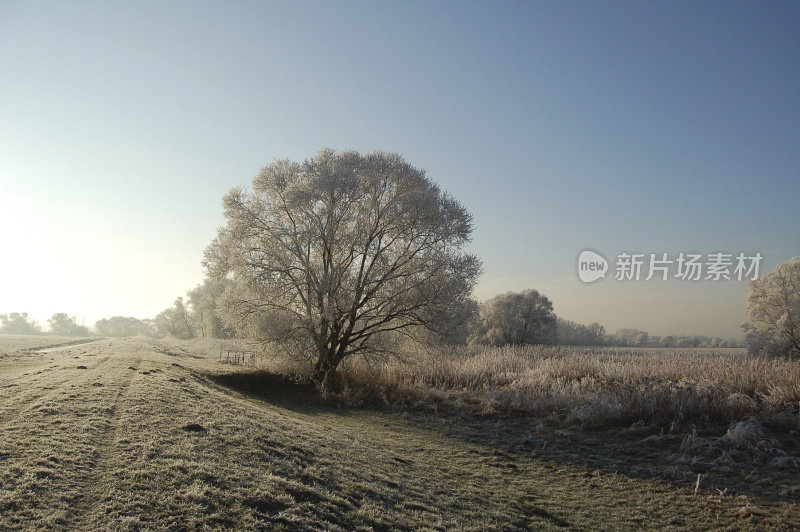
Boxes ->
[0,312,40,334]
[611,328,650,346]
[187,278,234,339]
[474,289,556,346]
[635,331,649,346]
[556,318,605,346]
[419,297,480,346]
[48,313,89,336]
[743,257,800,359]
[660,335,676,348]
[154,298,195,339]
[94,316,155,337]
[204,149,481,387]
[677,336,700,348]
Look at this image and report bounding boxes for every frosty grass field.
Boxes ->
[1,335,798,530]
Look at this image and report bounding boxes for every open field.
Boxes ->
[1,337,799,530]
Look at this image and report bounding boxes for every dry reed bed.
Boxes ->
[333,346,800,430]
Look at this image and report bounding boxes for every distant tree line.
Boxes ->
[0,313,42,335]
[91,279,236,339]
[1,279,236,339]
[0,312,89,336]
[0,281,755,353]
[94,316,156,337]
[0,287,736,350]
[606,330,738,349]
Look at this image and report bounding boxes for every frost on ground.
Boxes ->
[0,337,798,530]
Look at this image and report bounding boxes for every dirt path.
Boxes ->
[0,338,795,530]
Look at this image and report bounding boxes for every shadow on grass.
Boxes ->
[207,369,798,510]
[208,370,329,413]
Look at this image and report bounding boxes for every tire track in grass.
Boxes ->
[0,340,113,389]
[61,351,142,530]
[0,353,63,393]
[0,351,113,429]
[0,345,136,529]
[0,345,110,389]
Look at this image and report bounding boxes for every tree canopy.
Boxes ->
[48,313,89,336]
[205,149,481,387]
[94,316,155,337]
[473,289,556,346]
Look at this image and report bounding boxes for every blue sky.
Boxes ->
[1,1,798,338]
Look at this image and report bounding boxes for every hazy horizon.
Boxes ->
[2,1,798,340]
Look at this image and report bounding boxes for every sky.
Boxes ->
[1,1,798,339]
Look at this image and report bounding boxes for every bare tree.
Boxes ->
[743,257,800,359]
[204,149,481,387]
[473,289,556,346]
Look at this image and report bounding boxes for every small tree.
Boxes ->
[205,149,481,387]
[557,318,605,346]
[743,257,800,359]
[95,316,155,337]
[634,331,649,346]
[475,289,556,346]
[48,313,89,336]
[614,328,649,346]
[187,279,235,339]
[154,298,195,339]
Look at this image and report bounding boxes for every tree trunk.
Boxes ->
[312,348,341,394]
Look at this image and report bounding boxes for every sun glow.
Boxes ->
[0,187,191,328]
